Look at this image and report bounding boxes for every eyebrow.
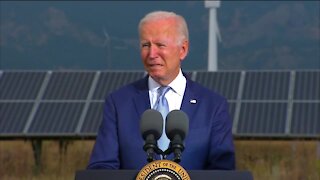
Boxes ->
[140,39,169,44]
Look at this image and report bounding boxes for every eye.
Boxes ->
[141,43,150,48]
[157,43,166,48]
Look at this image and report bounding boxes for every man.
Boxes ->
[87,11,235,170]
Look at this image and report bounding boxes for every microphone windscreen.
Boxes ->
[165,110,189,140]
[140,109,163,140]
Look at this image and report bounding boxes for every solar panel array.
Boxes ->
[0,70,319,139]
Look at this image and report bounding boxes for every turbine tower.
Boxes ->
[205,1,221,71]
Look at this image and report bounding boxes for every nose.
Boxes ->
[148,45,158,59]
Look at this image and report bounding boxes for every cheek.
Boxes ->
[140,51,147,60]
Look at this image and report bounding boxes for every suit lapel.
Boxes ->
[180,79,199,127]
[132,76,150,117]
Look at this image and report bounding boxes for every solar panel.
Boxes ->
[0,70,319,139]
[237,103,287,135]
[195,72,241,100]
[80,102,104,134]
[0,71,46,100]
[43,72,95,100]
[242,71,290,100]
[228,102,236,124]
[294,71,320,100]
[291,103,320,136]
[0,102,33,134]
[93,72,144,100]
[28,102,84,134]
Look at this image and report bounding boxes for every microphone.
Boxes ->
[140,109,163,162]
[165,110,189,163]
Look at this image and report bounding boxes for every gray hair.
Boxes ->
[138,11,189,45]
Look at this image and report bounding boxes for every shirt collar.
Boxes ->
[148,69,186,96]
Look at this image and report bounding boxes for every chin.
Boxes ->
[149,71,165,81]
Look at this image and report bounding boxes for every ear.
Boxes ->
[179,40,189,61]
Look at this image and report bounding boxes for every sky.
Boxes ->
[0,1,319,70]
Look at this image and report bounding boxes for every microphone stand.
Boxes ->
[143,134,158,162]
[145,141,185,162]
[155,147,167,160]
[164,141,185,163]
[144,143,168,162]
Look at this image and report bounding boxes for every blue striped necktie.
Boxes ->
[154,86,171,151]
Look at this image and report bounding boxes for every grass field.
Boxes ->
[0,140,319,180]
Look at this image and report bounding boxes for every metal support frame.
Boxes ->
[31,139,42,173]
[233,71,246,134]
[75,71,101,134]
[285,71,295,135]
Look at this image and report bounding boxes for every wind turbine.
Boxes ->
[205,1,222,71]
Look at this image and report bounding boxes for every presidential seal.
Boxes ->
[136,160,190,180]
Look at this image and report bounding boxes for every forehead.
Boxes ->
[141,16,177,28]
[140,19,179,41]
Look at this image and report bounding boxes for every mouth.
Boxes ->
[148,63,163,68]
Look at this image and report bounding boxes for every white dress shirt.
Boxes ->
[148,69,186,111]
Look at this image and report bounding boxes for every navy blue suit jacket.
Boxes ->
[87,75,235,170]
